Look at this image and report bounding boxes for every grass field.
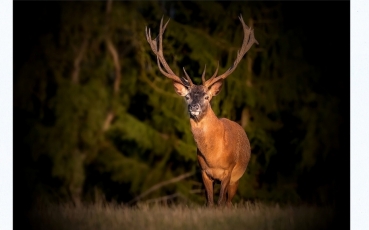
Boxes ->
[26,201,337,230]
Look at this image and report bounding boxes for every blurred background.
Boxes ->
[14,0,349,216]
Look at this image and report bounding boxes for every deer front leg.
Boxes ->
[217,173,231,206]
[201,170,214,207]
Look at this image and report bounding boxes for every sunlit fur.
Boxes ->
[183,83,251,207]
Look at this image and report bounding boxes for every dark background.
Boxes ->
[14,0,349,227]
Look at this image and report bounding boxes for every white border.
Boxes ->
[351,0,369,229]
[0,0,13,229]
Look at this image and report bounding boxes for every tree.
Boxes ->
[14,0,348,206]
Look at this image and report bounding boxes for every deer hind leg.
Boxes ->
[217,174,231,206]
[201,170,214,207]
[226,180,239,207]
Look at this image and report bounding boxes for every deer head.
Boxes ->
[145,15,258,122]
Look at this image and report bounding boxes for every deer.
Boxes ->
[145,15,258,207]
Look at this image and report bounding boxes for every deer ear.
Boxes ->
[173,81,189,96]
[208,79,223,96]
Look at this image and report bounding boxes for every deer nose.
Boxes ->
[190,104,200,112]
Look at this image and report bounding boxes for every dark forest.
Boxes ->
[13,0,349,227]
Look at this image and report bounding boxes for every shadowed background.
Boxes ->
[14,0,349,227]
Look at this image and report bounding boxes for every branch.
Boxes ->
[128,172,195,205]
[106,0,112,15]
[71,37,88,84]
[106,38,122,94]
[102,110,115,132]
[102,0,121,132]
[141,72,180,99]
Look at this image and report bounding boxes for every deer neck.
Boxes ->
[189,108,224,152]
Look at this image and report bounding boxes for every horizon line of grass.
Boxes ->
[27,200,337,230]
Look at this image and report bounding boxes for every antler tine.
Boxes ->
[182,67,194,86]
[145,17,184,84]
[157,17,166,56]
[201,65,207,85]
[203,61,219,86]
[156,57,176,79]
[204,14,258,87]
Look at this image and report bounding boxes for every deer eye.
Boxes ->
[204,95,209,100]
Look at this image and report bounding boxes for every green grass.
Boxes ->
[28,201,335,230]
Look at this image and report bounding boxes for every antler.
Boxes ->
[203,14,258,88]
[145,17,193,87]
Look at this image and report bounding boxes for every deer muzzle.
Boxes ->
[189,103,201,116]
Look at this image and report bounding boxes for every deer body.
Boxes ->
[192,117,251,182]
[146,15,257,206]
[193,114,251,206]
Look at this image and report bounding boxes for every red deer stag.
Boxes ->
[145,15,258,207]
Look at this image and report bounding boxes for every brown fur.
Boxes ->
[190,106,251,206]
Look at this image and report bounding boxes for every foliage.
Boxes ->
[14,1,348,206]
